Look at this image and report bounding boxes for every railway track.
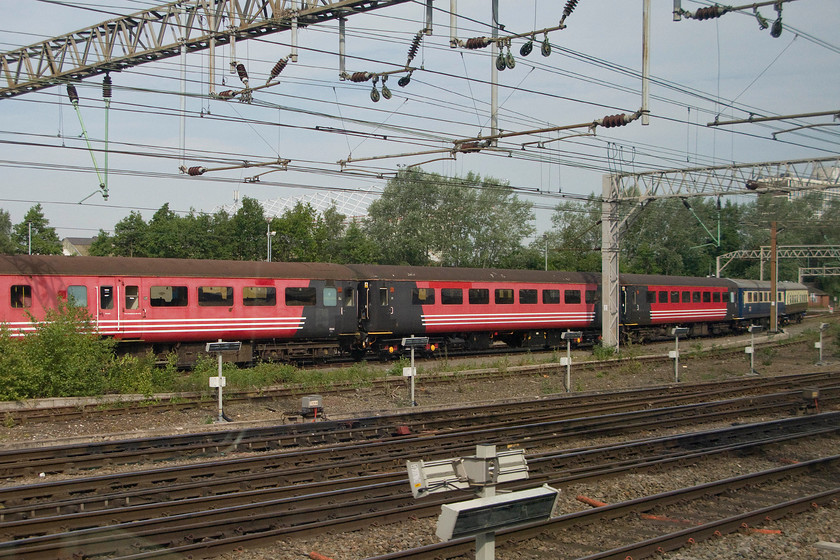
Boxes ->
[0,412,836,559]
[0,331,817,425]
[365,455,840,560]
[0,371,836,479]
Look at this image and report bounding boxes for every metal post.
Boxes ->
[817,323,828,365]
[565,339,572,392]
[674,334,680,382]
[410,346,416,406]
[291,0,299,62]
[601,175,621,350]
[266,221,273,262]
[641,0,650,125]
[475,444,496,560]
[217,349,224,422]
[450,0,458,46]
[770,221,778,332]
[818,329,824,365]
[490,0,499,143]
[750,331,756,374]
[670,327,688,382]
[179,11,187,170]
[339,17,346,76]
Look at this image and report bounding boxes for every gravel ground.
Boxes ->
[0,319,838,559]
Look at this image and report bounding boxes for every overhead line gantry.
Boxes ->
[0,0,412,99]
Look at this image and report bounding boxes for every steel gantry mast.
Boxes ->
[717,246,840,279]
[600,155,840,350]
[0,0,412,99]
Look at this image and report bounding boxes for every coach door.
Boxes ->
[119,279,143,339]
[96,282,117,335]
[323,283,358,336]
[359,280,393,334]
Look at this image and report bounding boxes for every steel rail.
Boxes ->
[362,456,840,560]
[1,334,816,425]
[1,379,837,481]
[1,414,836,540]
[1,369,834,479]
[0,418,840,558]
[1,388,837,514]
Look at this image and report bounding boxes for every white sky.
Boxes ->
[1,0,838,241]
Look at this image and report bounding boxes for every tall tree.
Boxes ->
[0,209,15,254]
[539,197,602,272]
[12,204,61,255]
[365,169,534,267]
[144,204,182,258]
[230,197,267,261]
[273,202,320,262]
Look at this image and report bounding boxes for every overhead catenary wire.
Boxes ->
[0,0,837,229]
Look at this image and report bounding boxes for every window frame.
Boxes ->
[243,286,277,307]
[149,285,189,307]
[441,288,463,305]
[197,286,234,307]
[286,286,318,307]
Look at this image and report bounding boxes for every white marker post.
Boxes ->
[669,327,689,383]
[746,325,763,375]
[560,331,582,392]
[206,340,242,423]
[402,337,428,406]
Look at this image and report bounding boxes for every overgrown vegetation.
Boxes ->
[0,302,397,401]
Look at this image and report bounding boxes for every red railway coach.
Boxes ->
[348,265,602,354]
[620,274,738,340]
[0,255,361,365]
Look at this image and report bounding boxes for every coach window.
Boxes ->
[150,286,188,307]
[659,291,668,303]
[198,286,234,307]
[703,292,711,303]
[692,292,701,303]
[243,286,276,306]
[670,291,679,303]
[495,289,514,305]
[412,288,436,305]
[564,290,581,305]
[344,287,354,307]
[469,288,490,305]
[519,289,538,304]
[379,287,389,306]
[286,287,317,306]
[67,286,88,307]
[125,286,140,309]
[100,286,114,310]
[441,288,462,305]
[10,285,31,308]
[646,292,656,304]
[682,291,690,303]
[585,290,599,304]
[543,289,560,304]
[323,287,338,307]
[713,292,721,303]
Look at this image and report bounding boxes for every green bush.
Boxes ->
[0,299,117,400]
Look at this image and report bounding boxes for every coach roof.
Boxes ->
[0,255,357,280]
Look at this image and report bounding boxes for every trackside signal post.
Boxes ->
[816,323,829,365]
[669,327,689,383]
[561,331,582,392]
[746,325,763,375]
[402,336,428,406]
[407,444,558,560]
[206,340,241,423]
